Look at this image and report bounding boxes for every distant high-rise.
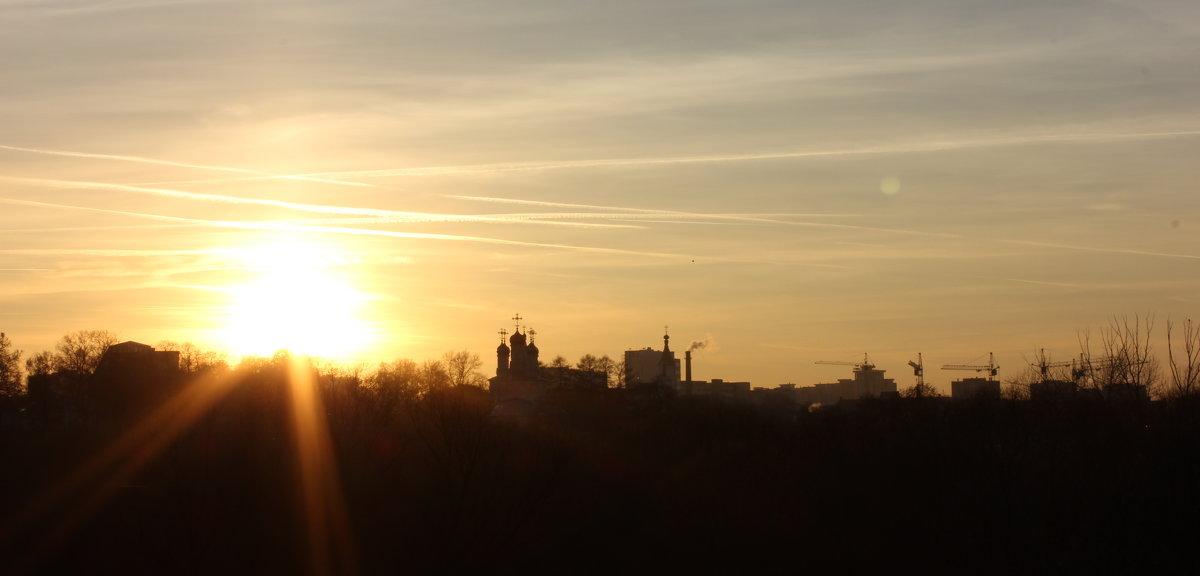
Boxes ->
[624,330,681,390]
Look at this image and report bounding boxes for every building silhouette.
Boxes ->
[490,317,543,407]
[91,341,182,420]
[489,316,606,412]
[951,377,1001,399]
[624,331,680,390]
[792,362,897,405]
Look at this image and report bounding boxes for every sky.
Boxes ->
[2,0,1199,392]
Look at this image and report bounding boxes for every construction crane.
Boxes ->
[907,353,930,398]
[942,352,999,379]
[1030,348,1074,381]
[908,353,925,387]
[815,353,874,370]
[1073,354,1149,385]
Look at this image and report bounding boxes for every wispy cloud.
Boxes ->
[0,177,648,229]
[454,194,960,238]
[0,144,372,188]
[0,248,216,256]
[1002,239,1200,261]
[1004,278,1085,289]
[294,128,1200,180]
[0,197,690,259]
[3,0,222,18]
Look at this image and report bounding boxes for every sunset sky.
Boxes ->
[2,0,1199,391]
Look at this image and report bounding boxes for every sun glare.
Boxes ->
[220,239,375,359]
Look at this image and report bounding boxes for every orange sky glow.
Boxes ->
[2,1,1200,391]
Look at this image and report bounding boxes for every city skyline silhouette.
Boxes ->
[2,2,1200,572]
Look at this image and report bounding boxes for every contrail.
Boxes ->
[292,128,1200,180]
[5,175,848,231]
[0,176,393,215]
[0,248,217,257]
[1002,239,1200,261]
[0,197,690,259]
[454,194,961,238]
[1004,278,1085,289]
[0,224,193,234]
[0,144,372,188]
[1,176,626,228]
[27,127,1195,190]
[269,214,644,230]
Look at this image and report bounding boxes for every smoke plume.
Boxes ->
[689,334,717,352]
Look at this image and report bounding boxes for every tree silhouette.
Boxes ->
[369,359,422,405]
[24,350,53,378]
[51,329,119,376]
[1078,314,1161,397]
[442,350,486,388]
[577,353,618,387]
[156,340,228,374]
[901,381,941,399]
[419,360,451,394]
[1166,316,1200,398]
[0,332,21,398]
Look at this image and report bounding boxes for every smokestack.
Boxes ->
[685,350,692,383]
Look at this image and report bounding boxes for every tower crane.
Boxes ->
[908,353,925,387]
[941,352,999,380]
[907,353,931,398]
[1031,348,1074,382]
[815,353,874,370]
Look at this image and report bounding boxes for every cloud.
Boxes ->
[0,144,371,188]
[286,128,1200,181]
[1001,239,1200,261]
[0,197,691,259]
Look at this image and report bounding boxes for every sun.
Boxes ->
[219,239,376,359]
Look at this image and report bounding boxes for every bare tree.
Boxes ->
[370,359,422,405]
[549,355,570,369]
[1001,364,1038,400]
[901,382,941,399]
[442,350,486,388]
[578,354,619,389]
[597,355,618,388]
[156,340,229,374]
[52,329,118,375]
[419,360,451,394]
[1099,314,1160,395]
[1076,315,1161,397]
[0,332,21,398]
[1167,316,1200,398]
[577,354,602,372]
[25,350,53,378]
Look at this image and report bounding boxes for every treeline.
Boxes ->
[0,351,1199,573]
[1,324,1199,573]
[0,330,629,405]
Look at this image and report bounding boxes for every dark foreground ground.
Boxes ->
[2,379,1198,575]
